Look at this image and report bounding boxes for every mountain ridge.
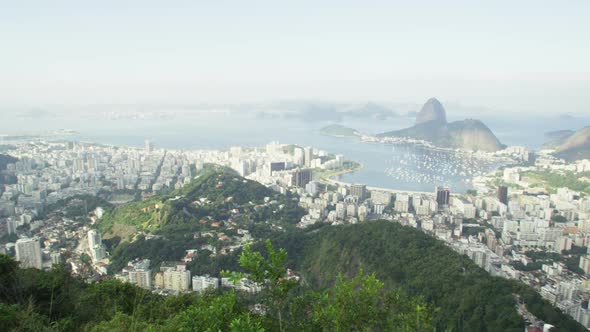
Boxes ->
[258,221,585,331]
[416,97,447,124]
[554,126,590,161]
[378,98,503,152]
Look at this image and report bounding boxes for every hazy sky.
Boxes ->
[1,0,589,113]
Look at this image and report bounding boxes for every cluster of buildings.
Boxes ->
[0,140,344,280]
[261,144,590,329]
[117,258,262,295]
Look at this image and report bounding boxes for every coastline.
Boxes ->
[316,159,434,195]
[326,176,435,196]
[314,161,363,184]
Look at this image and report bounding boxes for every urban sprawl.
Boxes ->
[2,140,590,328]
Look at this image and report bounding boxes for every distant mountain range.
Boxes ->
[551,126,590,161]
[254,101,405,122]
[378,98,503,152]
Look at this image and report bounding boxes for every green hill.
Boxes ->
[99,166,305,272]
[0,154,18,188]
[0,154,17,170]
[554,126,590,161]
[319,124,360,138]
[260,221,585,331]
[543,130,575,148]
[100,166,275,234]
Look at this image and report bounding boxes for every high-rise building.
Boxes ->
[305,181,319,195]
[265,141,281,155]
[293,148,305,166]
[87,157,98,171]
[394,193,410,213]
[435,187,450,209]
[350,184,367,201]
[116,176,126,190]
[346,203,358,218]
[580,255,590,275]
[88,229,101,249]
[497,186,508,205]
[50,252,62,265]
[358,205,368,222]
[370,191,392,205]
[373,204,385,215]
[145,140,154,154]
[557,281,579,302]
[304,147,313,167]
[269,162,286,175]
[15,238,43,269]
[6,218,16,235]
[73,158,86,173]
[192,275,219,293]
[335,202,347,220]
[88,229,106,261]
[573,301,590,329]
[129,269,152,290]
[125,259,152,290]
[292,169,312,188]
[90,245,106,262]
[163,262,191,292]
[229,146,242,157]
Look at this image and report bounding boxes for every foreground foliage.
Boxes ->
[0,239,434,331]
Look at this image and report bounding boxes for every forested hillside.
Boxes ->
[0,243,435,331]
[99,167,305,272]
[248,222,586,331]
[0,153,17,170]
[0,154,17,188]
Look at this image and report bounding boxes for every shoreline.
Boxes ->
[325,177,435,196]
[314,161,363,183]
[316,159,436,195]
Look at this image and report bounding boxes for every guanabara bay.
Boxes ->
[3,2,590,332]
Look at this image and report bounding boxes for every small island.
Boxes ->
[320,124,360,138]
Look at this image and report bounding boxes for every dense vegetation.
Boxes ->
[100,167,301,233]
[260,222,585,331]
[523,170,590,194]
[0,154,18,189]
[319,124,360,138]
[100,167,305,272]
[43,195,114,220]
[0,242,435,331]
[0,153,17,170]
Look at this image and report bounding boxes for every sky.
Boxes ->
[1,0,589,114]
